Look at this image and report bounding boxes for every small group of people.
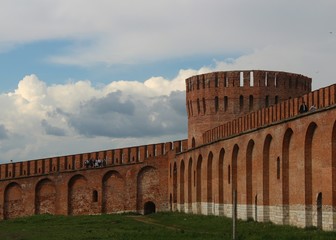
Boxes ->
[299,101,316,114]
[84,158,107,168]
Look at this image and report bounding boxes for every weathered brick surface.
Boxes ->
[1,70,336,231]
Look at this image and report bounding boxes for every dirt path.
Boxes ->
[127,215,182,231]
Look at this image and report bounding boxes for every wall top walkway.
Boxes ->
[202,84,336,145]
[0,139,188,181]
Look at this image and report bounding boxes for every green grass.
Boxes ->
[0,212,335,240]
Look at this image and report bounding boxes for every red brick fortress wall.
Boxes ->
[0,140,187,220]
[170,105,336,230]
[2,69,336,232]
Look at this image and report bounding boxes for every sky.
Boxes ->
[0,0,335,163]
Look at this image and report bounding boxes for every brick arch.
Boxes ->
[35,178,56,215]
[196,154,203,214]
[207,152,213,214]
[246,139,255,219]
[304,122,318,227]
[102,170,125,214]
[4,182,24,219]
[207,152,213,202]
[332,121,336,229]
[263,134,273,222]
[232,144,239,194]
[137,166,160,213]
[218,148,225,206]
[282,128,293,224]
[173,162,177,207]
[68,174,90,215]
[180,160,185,208]
[187,157,193,211]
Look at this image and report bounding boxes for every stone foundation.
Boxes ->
[176,202,335,231]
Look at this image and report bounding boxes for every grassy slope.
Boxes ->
[0,213,335,240]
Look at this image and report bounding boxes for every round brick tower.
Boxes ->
[186,70,312,148]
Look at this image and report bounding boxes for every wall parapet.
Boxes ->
[202,84,336,144]
[186,70,311,93]
[0,139,188,181]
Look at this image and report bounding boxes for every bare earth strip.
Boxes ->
[127,215,183,231]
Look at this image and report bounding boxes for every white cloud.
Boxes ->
[0,70,193,163]
[212,41,336,90]
[0,0,335,68]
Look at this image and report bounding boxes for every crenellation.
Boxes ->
[138,146,145,162]
[319,88,325,108]
[165,142,173,154]
[155,143,163,156]
[243,71,250,87]
[324,87,330,106]
[253,70,265,87]
[124,148,130,163]
[173,141,181,153]
[330,85,336,104]
[130,147,137,163]
[59,156,66,172]
[30,160,36,175]
[114,149,121,164]
[74,154,81,169]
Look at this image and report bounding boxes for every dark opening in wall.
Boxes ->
[317,192,322,229]
[224,96,228,112]
[228,165,231,184]
[144,201,156,215]
[93,190,98,202]
[192,138,195,148]
[265,95,269,107]
[203,98,206,114]
[249,95,254,111]
[275,96,279,104]
[277,157,280,179]
[239,95,244,111]
[197,99,200,114]
[194,170,196,187]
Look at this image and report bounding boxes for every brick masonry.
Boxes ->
[1,70,336,231]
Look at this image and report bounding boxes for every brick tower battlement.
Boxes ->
[185,70,312,148]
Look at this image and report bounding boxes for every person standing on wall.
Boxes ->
[299,101,308,113]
